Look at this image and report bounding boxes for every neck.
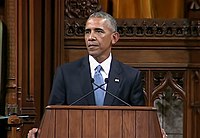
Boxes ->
[94,54,110,63]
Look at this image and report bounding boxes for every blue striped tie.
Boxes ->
[93,65,105,106]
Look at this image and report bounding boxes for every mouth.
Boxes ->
[87,43,99,48]
[87,44,100,52]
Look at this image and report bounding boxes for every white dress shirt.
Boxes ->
[89,53,112,89]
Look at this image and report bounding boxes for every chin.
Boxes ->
[89,53,99,59]
[89,54,96,57]
[88,51,97,56]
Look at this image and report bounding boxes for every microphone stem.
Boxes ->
[93,82,131,107]
[69,83,106,106]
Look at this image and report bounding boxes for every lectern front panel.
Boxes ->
[38,106,162,138]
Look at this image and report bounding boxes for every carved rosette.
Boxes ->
[65,20,86,37]
[65,0,101,19]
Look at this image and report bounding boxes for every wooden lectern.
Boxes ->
[38,106,162,138]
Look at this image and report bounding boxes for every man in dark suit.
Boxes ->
[29,11,171,138]
[48,11,145,106]
[28,11,168,138]
[48,56,144,106]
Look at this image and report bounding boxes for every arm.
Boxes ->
[48,66,66,105]
[130,70,145,106]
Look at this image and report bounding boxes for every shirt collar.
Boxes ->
[89,53,112,76]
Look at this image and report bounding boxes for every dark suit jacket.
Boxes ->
[48,56,145,106]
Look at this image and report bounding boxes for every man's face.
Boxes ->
[85,17,119,63]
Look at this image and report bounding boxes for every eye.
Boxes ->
[96,30,103,33]
[84,29,90,34]
[95,28,104,33]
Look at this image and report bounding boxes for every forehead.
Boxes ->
[85,17,110,30]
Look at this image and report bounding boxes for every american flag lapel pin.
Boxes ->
[114,78,120,83]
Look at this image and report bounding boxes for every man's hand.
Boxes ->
[27,128,38,138]
[161,128,168,138]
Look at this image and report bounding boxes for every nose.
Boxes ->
[88,32,96,41]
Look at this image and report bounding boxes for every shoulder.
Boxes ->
[54,56,89,75]
[113,58,140,74]
[60,56,88,69]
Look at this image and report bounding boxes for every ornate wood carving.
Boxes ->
[193,70,200,82]
[65,0,101,19]
[189,0,200,10]
[152,71,185,100]
[64,19,200,38]
[140,70,186,103]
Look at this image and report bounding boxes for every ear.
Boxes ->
[111,32,120,45]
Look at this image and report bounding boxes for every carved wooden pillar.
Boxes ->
[191,70,200,138]
[5,0,18,116]
[3,0,44,137]
[7,115,22,138]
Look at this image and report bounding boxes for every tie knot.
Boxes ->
[95,65,102,72]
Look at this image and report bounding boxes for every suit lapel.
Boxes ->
[79,56,96,105]
[104,59,122,105]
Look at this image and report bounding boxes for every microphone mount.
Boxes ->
[69,79,107,106]
[92,79,131,107]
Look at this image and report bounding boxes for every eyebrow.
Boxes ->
[85,28,104,32]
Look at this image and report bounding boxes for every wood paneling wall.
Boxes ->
[0,0,200,137]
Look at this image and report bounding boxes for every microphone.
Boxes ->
[69,79,107,106]
[92,79,131,107]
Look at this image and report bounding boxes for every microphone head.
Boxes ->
[105,78,109,83]
[92,78,108,83]
[91,78,94,83]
